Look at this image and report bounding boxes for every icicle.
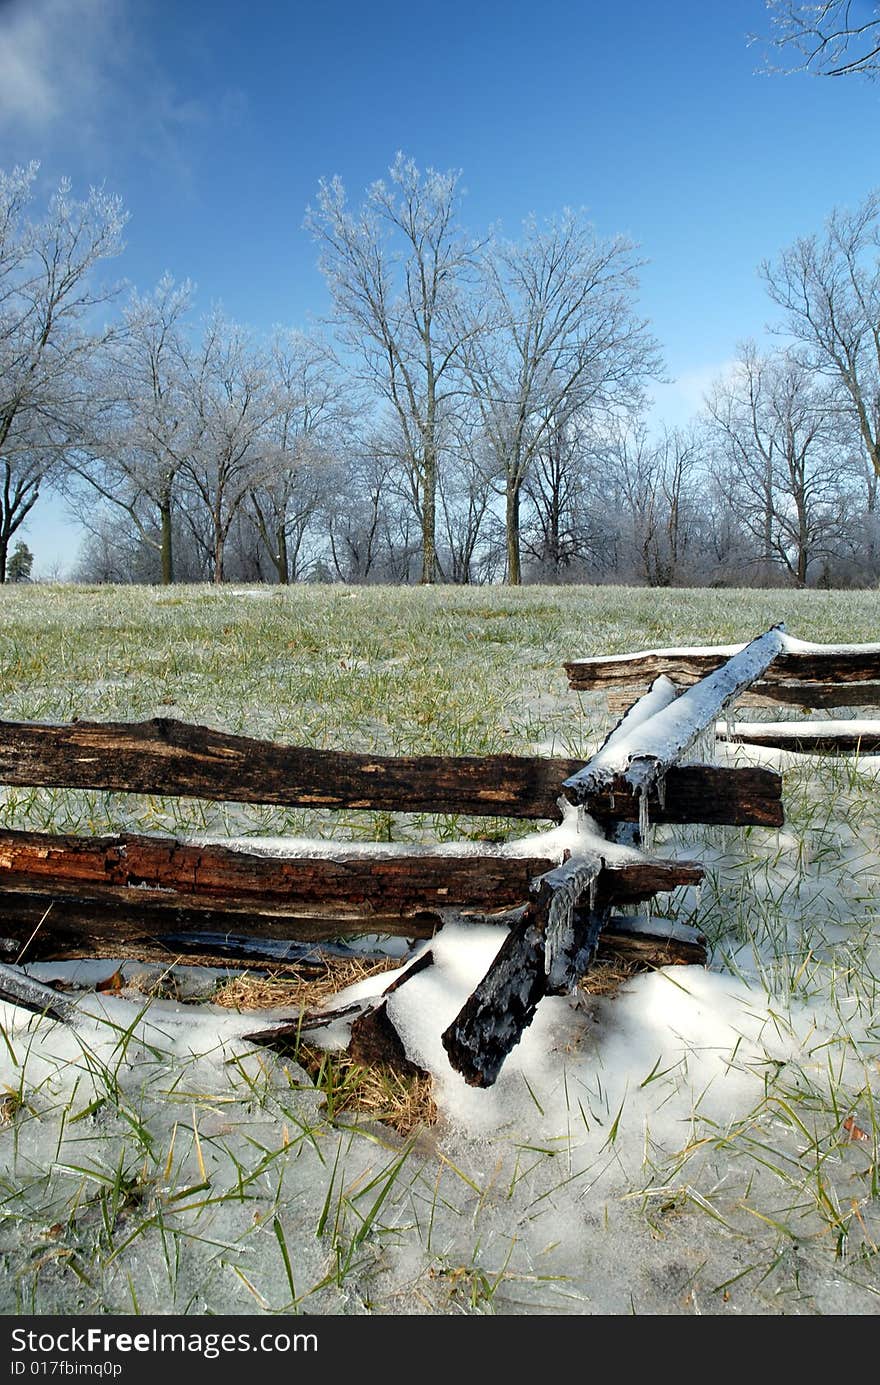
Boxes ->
[657,773,667,811]
[589,874,598,912]
[725,706,736,742]
[706,719,717,765]
[638,785,650,844]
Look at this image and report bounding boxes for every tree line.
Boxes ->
[2,156,879,588]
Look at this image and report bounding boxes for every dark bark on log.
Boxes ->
[0,718,786,828]
[347,1004,427,1076]
[0,714,792,819]
[441,909,562,1088]
[592,858,703,905]
[566,647,880,691]
[241,947,434,1052]
[0,829,555,913]
[441,846,703,1088]
[347,951,435,1078]
[153,932,401,968]
[717,724,880,753]
[594,914,707,967]
[0,717,581,820]
[606,683,880,714]
[0,892,444,964]
[585,765,783,828]
[735,683,880,709]
[0,891,709,977]
[0,962,77,1024]
[0,825,701,925]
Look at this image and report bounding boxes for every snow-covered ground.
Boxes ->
[2,736,878,1316]
[0,584,878,1315]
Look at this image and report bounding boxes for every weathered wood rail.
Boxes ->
[0,718,781,824]
[4,621,870,1089]
[566,636,880,712]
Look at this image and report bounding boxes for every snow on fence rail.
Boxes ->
[7,621,864,1086]
[565,630,880,710]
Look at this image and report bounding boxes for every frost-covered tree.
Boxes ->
[464,211,661,584]
[248,331,351,583]
[520,405,602,579]
[181,312,276,584]
[306,153,478,583]
[599,419,704,586]
[761,192,880,527]
[705,344,853,585]
[757,2,880,78]
[68,273,196,584]
[0,162,126,581]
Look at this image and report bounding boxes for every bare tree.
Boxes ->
[521,405,600,579]
[705,344,853,585]
[757,2,880,78]
[0,163,126,580]
[465,211,661,584]
[182,312,276,583]
[436,410,495,584]
[601,419,704,586]
[248,331,350,583]
[68,273,196,584]
[305,153,479,583]
[761,191,880,533]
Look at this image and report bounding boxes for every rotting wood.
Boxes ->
[717,721,880,754]
[441,857,608,1088]
[242,947,435,1052]
[441,847,703,1088]
[348,1005,427,1076]
[0,962,77,1025]
[0,895,707,972]
[0,892,445,962]
[605,683,880,714]
[565,644,880,691]
[0,716,784,826]
[347,949,435,1076]
[594,913,707,968]
[0,832,702,959]
[0,717,578,821]
[0,828,557,914]
[440,904,705,1091]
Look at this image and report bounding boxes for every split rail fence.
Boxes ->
[1,623,878,1087]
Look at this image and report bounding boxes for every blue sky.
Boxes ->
[1,0,878,576]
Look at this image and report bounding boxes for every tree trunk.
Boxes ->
[276,524,289,584]
[0,535,7,584]
[421,446,437,584]
[506,481,521,585]
[159,493,174,585]
[213,513,224,584]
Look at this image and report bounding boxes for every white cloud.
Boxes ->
[0,0,247,188]
[0,0,125,134]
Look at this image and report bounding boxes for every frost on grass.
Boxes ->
[2,586,880,1313]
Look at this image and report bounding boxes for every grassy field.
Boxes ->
[0,582,879,1315]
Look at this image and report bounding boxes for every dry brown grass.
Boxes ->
[296,1044,438,1137]
[213,956,437,1136]
[579,955,641,997]
[212,954,400,1014]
